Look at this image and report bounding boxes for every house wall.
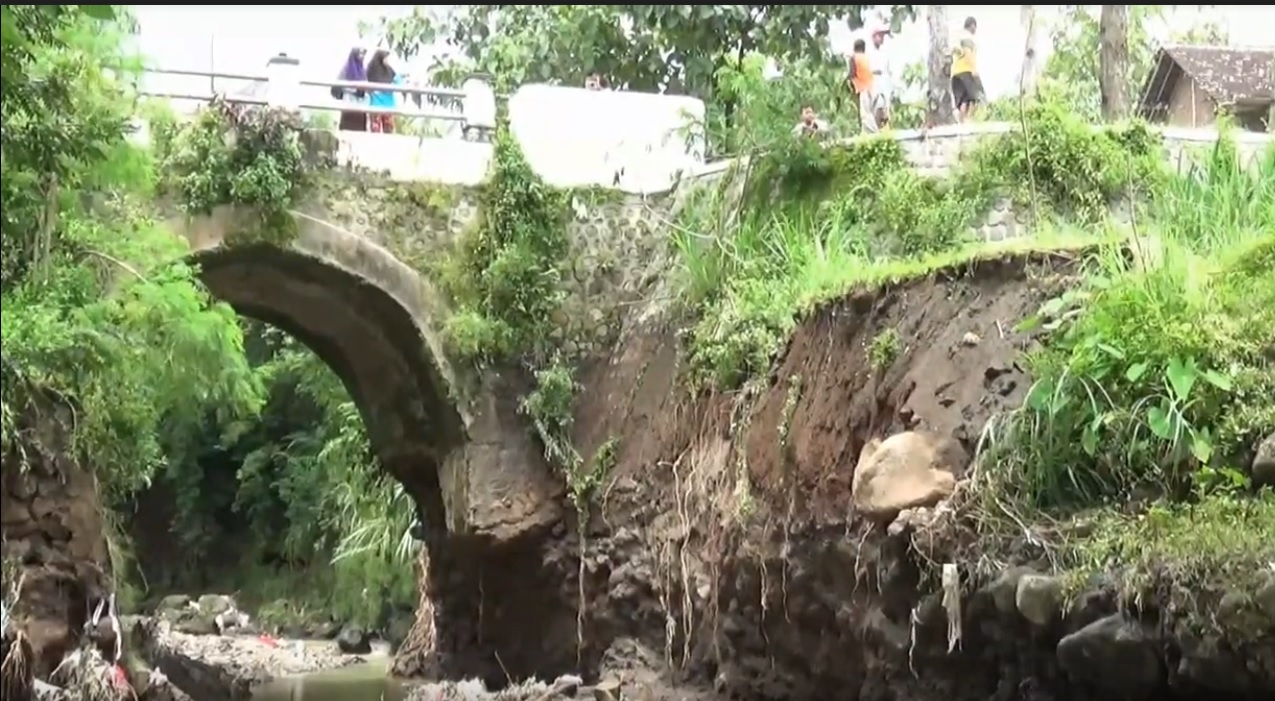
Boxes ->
[1164,74,1219,128]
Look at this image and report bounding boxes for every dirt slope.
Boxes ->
[562,250,1272,701]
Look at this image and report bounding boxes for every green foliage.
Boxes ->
[438,128,571,362]
[677,100,1162,388]
[145,326,417,628]
[0,6,261,500]
[1061,489,1275,639]
[520,360,614,517]
[989,137,1275,509]
[2,6,411,628]
[366,5,909,97]
[1028,6,1228,123]
[154,98,306,246]
[867,329,901,370]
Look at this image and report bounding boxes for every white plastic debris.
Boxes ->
[941,562,962,653]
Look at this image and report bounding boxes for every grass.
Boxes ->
[671,113,1275,631]
[1059,491,1275,638]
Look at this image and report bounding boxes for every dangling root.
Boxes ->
[2,628,35,701]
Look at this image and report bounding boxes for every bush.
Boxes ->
[992,136,1274,509]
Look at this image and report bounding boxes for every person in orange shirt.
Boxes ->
[847,39,884,134]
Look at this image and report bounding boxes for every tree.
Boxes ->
[367,6,916,98]
[1098,5,1130,121]
[1039,6,1227,122]
[1019,6,1043,95]
[925,5,955,126]
[1,5,260,496]
[1268,55,1274,133]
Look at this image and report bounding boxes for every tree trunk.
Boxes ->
[1019,6,1043,95]
[1098,5,1130,121]
[1268,55,1274,133]
[925,5,955,126]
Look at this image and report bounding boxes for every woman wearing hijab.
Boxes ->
[365,49,399,133]
[334,46,368,131]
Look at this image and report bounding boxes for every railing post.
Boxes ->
[265,52,301,110]
[461,74,497,141]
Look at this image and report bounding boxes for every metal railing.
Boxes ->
[139,55,497,131]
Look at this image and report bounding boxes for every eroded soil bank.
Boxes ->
[402,250,1274,701]
[0,396,360,701]
[6,251,1272,701]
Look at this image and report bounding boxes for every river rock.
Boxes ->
[1172,633,1257,694]
[1015,573,1063,626]
[312,619,342,640]
[1251,432,1275,488]
[336,625,371,655]
[986,566,1035,615]
[851,431,967,520]
[1056,614,1162,699]
[154,596,192,616]
[194,595,235,617]
[384,610,414,652]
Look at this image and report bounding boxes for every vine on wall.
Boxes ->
[431,126,607,514]
[437,126,571,364]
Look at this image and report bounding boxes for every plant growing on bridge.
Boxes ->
[155,98,307,246]
[438,127,571,363]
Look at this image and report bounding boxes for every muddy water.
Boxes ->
[252,650,407,701]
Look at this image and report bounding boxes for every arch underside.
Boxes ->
[193,243,460,532]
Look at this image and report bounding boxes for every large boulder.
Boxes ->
[335,626,371,655]
[1056,614,1162,700]
[851,431,967,519]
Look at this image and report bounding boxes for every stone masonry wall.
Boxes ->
[307,176,673,356]
[303,123,1272,354]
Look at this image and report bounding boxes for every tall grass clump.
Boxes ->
[673,101,1164,391]
[675,202,870,387]
[987,135,1274,512]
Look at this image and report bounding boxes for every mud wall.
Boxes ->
[565,251,1275,700]
[1,393,113,678]
[400,251,1273,699]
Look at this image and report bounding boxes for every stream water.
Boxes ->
[252,659,409,701]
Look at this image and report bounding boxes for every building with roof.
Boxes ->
[1137,44,1273,132]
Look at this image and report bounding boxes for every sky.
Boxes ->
[133,6,1275,104]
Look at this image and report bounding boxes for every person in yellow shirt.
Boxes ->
[950,16,984,122]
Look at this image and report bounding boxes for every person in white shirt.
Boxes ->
[868,24,894,129]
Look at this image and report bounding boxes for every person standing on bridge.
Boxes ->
[847,39,881,134]
[951,16,984,123]
[366,48,399,133]
[334,46,368,131]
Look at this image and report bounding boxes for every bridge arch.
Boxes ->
[173,206,464,532]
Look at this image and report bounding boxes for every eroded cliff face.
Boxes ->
[398,251,1274,701]
[1,394,113,679]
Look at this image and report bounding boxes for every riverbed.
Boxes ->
[252,646,407,701]
[252,665,408,701]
